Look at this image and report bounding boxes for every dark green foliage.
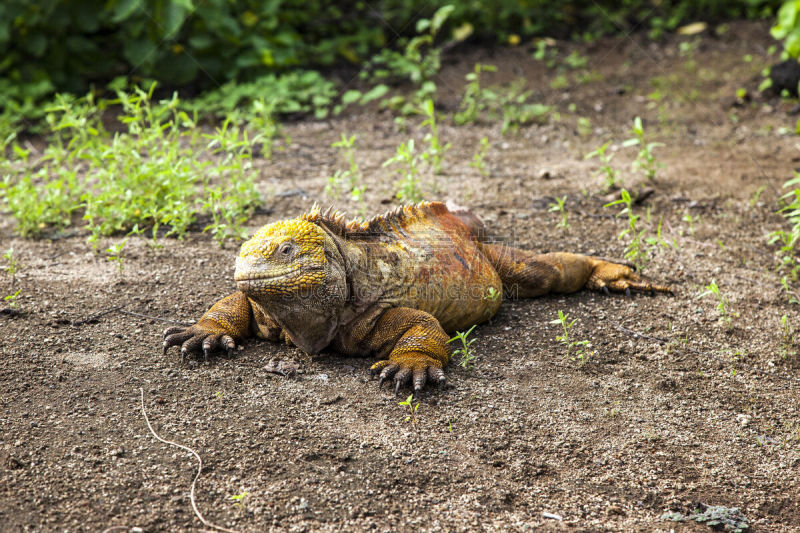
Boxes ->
[0,0,783,131]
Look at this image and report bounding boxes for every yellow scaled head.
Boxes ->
[234,217,328,297]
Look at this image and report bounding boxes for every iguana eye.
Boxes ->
[277,242,294,256]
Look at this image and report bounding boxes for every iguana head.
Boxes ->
[234,217,330,295]
[233,215,348,354]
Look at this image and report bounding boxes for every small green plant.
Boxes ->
[105,239,128,274]
[398,394,420,429]
[585,141,621,191]
[682,212,701,235]
[750,185,766,206]
[249,98,283,158]
[383,139,423,202]
[420,99,450,175]
[564,50,588,69]
[781,276,800,305]
[2,248,21,309]
[455,63,497,125]
[549,74,569,90]
[551,310,593,365]
[699,279,738,329]
[780,314,798,360]
[499,80,552,135]
[769,173,800,282]
[4,289,21,309]
[548,195,569,231]
[485,287,501,303]
[622,117,664,181]
[470,137,490,176]
[3,248,20,288]
[231,491,248,510]
[604,189,648,269]
[576,116,592,137]
[454,66,551,133]
[448,325,478,369]
[532,38,558,67]
[326,134,362,199]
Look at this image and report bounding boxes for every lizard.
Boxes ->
[163,201,672,393]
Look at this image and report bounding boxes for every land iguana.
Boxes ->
[163,201,671,392]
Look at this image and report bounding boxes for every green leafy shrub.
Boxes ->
[454,67,552,134]
[183,71,337,120]
[0,85,260,244]
[772,1,800,58]
[770,173,800,281]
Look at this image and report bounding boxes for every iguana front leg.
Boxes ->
[163,291,258,360]
[347,307,450,394]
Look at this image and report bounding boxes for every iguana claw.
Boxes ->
[587,260,673,296]
[371,355,446,394]
[163,324,238,362]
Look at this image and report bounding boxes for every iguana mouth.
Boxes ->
[234,266,325,282]
[234,267,299,282]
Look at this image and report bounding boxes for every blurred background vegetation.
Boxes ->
[0,0,789,131]
[3,0,800,300]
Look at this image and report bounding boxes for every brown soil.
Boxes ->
[2,20,800,532]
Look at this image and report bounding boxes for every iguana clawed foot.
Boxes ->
[163,325,237,361]
[588,261,672,296]
[370,354,447,395]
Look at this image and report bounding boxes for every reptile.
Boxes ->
[163,201,672,393]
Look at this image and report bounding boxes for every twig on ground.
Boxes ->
[72,305,124,326]
[72,306,191,327]
[610,320,670,345]
[139,387,240,533]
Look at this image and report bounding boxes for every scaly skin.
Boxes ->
[164,201,672,392]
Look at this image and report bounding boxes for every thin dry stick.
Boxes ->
[72,305,124,326]
[140,388,240,533]
[72,306,191,327]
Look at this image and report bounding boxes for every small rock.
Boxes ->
[319,394,342,405]
[607,505,625,516]
[5,456,24,469]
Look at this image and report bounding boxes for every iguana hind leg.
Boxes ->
[481,244,672,298]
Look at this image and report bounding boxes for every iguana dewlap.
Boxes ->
[163,202,671,392]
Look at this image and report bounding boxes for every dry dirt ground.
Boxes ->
[2,20,800,532]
